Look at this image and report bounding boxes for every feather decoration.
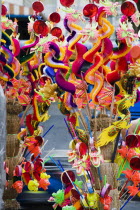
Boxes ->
[96,125,119,147]
[112,121,131,130]
[115,154,130,178]
[135,148,140,153]
[96,118,131,147]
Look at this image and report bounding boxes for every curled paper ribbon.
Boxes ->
[12,38,20,57]
[21,36,39,50]
[56,70,76,95]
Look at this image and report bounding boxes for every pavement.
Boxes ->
[121,201,140,210]
[40,102,71,154]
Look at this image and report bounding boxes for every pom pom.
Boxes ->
[12,181,23,193]
[28,179,39,191]
[40,172,50,179]
[39,178,50,190]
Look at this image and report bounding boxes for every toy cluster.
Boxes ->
[0,0,140,209]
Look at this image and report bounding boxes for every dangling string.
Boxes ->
[24,125,54,159]
[42,125,54,138]
[40,139,48,152]
[49,156,63,172]
[43,148,55,163]
[49,157,84,198]
[57,160,65,172]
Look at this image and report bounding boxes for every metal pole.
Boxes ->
[0,2,6,209]
[0,86,6,209]
[0,0,2,40]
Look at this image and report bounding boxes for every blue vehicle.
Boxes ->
[130,101,140,120]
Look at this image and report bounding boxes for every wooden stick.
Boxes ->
[73,105,88,132]
[119,179,129,199]
[94,105,97,140]
[109,84,115,126]
[78,110,89,132]
[120,189,129,199]
[40,140,48,152]
[69,122,79,140]
[81,72,92,120]
[43,148,55,162]
[64,118,74,139]
[111,130,121,163]
[16,143,26,165]
[19,104,32,126]
[120,194,135,210]
[85,106,91,121]
[119,170,135,198]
